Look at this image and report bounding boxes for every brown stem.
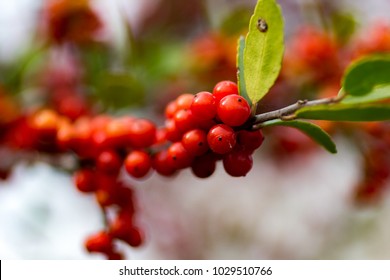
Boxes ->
[251,94,344,128]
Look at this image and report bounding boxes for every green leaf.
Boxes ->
[243,0,284,104]
[341,84,390,104]
[262,119,337,153]
[237,36,251,106]
[342,54,390,96]
[296,104,390,121]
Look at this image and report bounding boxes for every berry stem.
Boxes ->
[251,94,345,129]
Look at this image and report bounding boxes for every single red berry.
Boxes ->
[125,150,152,178]
[84,231,113,254]
[109,210,134,240]
[95,174,119,207]
[217,95,251,127]
[74,169,96,193]
[213,80,238,103]
[207,124,236,154]
[176,93,194,110]
[173,109,195,133]
[96,150,122,174]
[190,91,217,120]
[165,100,178,119]
[167,142,193,169]
[182,129,209,156]
[123,227,144,247]
[152,150,177,176]
[114,184,135,210]
[191,153,217,178]
[223,150,253,177]
[165,119,182,142]
[237,130,264,152]
[128,119,156,149]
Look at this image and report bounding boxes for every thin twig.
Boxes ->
[251,94,344,128]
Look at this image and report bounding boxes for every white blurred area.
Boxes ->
[1,0,390,260]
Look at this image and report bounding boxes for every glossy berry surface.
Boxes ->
[217,95,251,127]
[213,80,239,103]
[125,150,152,178]
[223,150,253,177]
[207,124,236,154]
[190,91,217,120]
[182,129,209,156]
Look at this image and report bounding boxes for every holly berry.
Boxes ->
[167,142,193,169]
[237,130,264,152]
[207,124,236,154]
[128,119,157,149]
[223,150,253,177]
[173,109,195,133]
[176,93,194,110]
[191,153,217,178]
[217,95,251,127]
[96,150,122,174]
[182,129,209,156]
[84,231,113,254]
[190,91,217,120]
[74,169,95,193]
[213,80,238,103]
[125,150,152,178]
[123,227,144,247]
[152,150,177,176]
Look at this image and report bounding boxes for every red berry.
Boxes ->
[223,150,253,177]
[174,109,196,133]
[191,153,217,178]
[84,231,113,254]
[152,150,177,176]
[207,124,236,154]
[114,184,135,210]
[182,129,209,156]
[217,95,251,127]
[176,93,194,110]
[95,174,119,207]
[123,227,144,247]
[96,150,122,174]
[128,119,156,149]
[190,91,217,120]
[125,150,152,178]
[237,130,264,152]
[213,80,238,103]
[165,100,178,119]
[167,142,193,169]
[109,210,134,240]
[165,119,182,142]
[74,169,95,193]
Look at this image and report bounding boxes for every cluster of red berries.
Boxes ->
[159,80,264,178]
[24,80,264,259]
[29,111,155,259]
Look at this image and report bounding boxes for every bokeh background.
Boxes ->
[1,0,390,259]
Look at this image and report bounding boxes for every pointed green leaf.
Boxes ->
[262,119,337,153]
[342,54,390,96]
[237,36,251,105]
[243,0,284,104]
[341,84,390,104]
[296,104,390,121]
